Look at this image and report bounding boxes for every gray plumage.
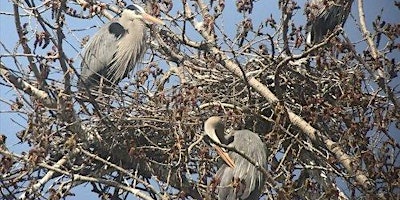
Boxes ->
[216,130,267,200]
[204,117,267,200]
[305,0,354,44]
[80,4,163,89]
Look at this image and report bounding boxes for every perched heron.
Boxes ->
[80,4,164,89]
[305,0,354,45]
[204,116,267,200]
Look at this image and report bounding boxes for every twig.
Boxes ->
[274,28,341,99]
[199,102,243,111]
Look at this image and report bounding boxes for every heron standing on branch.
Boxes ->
[80,4,164,90]
[204,116,267,200]
[305,0,354,45]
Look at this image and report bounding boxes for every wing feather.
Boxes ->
[305,0,353,44]
[80,22,125,87]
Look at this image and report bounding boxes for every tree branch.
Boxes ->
[0,62,56,108]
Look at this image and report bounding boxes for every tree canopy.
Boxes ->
[0,0,399,199]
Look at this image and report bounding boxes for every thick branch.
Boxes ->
[0,62,56,108]
[27,156,68,196]
[357,0,378,59]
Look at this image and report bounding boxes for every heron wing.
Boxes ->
[216,130,267,200]
[306,0,353,44]
[80,22,126,87]
[215,165,235,200]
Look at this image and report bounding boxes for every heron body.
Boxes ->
[305,0,354,44]
[80,4,163,89]
[204,117,267,200]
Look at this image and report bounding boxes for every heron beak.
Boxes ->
[141,13,164,25]
[213,144,235,169]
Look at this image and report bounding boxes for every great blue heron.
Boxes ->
[80,4,164,90]
[305,0,354,45]
[204,116,267,200]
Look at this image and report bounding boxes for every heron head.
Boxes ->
[204,116,236,168]
[204,116,225,144]
[123,4,164,25]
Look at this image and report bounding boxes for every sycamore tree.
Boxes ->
[1,0,399,199]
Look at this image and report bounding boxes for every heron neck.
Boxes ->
[120,19,145,33]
